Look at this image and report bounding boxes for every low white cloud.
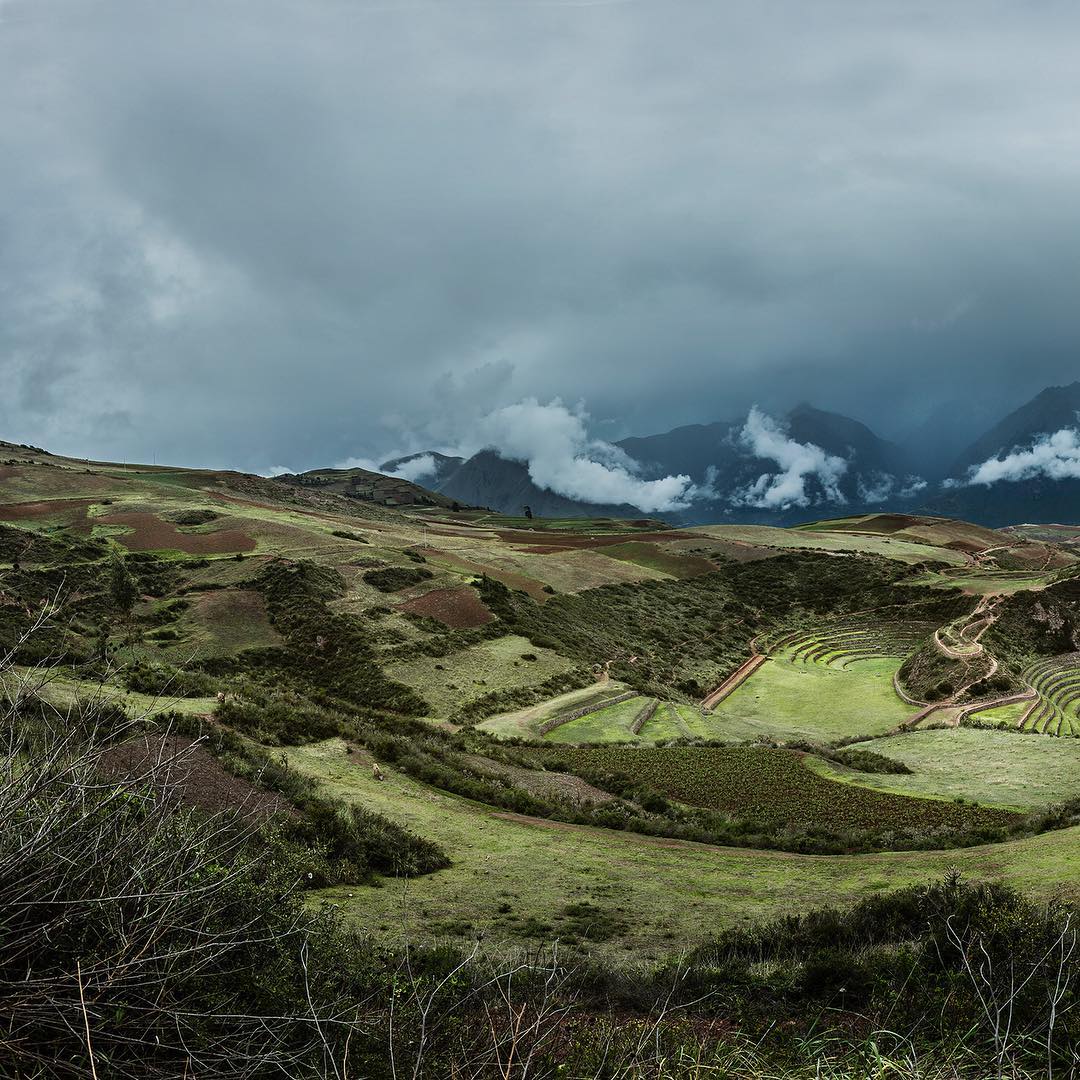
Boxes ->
[857,471,928,503]
[960,427,1080,487]
[259,465,296,477]
[385,453,438,483]
[731,407,847,509]
[335,452,440,483]
[335,455,382,473]
[476,398,697,512]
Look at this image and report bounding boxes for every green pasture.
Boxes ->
[639,702,696,741]
[543,695,646,743]
[6,670,217,719]
[477,682,634,739]
[705,650,913,742]
[287,738,1080,962]
[969,701,1031,728]
[811,728,1080,812]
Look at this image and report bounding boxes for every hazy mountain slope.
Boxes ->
[785,403,910,477]
[951,382,1080,475]
[930,478,1080,528]
[899,399,998,480]
[380,451,464,486]
[615,420,740,481]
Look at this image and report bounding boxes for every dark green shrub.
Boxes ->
[363,566,433,592]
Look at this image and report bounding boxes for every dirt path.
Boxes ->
[701,653,769,711]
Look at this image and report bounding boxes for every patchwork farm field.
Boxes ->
[902,567,1060,595]
[812,728,1080,811]
[171,588,282,657]
[693,523,972,566]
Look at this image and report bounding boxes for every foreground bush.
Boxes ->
[0,696,368,1077]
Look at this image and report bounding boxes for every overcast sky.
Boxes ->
[2,0,1080,474]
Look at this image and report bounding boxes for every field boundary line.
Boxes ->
[701,653,768,711]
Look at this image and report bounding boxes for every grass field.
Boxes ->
[639,702,695,740]
[6,670,218,719]
[286,738,1080,961]
[387,635,576,717]
[477,682,634,739]
[542,695,646,743]
[691,524,971,566]
[812,728,1080,811]
[969,700,1032,727]
[502,697,754,745]
[707,650,912,742]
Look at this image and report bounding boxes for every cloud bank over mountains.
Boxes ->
[472,399,697,513]
[957,426,1080,488]
[367,399,939,514]
[383,453,440,485]
[731,407,848,510]
[857,473,928,504]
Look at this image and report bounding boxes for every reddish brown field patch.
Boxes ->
[101,511,256,553]
[416,547,551,601]
[98,733,293,821]
[0,498,94,529]
[398,586,495,628]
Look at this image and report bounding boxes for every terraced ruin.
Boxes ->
[1020,653,1080,735]
[782,618,937,668]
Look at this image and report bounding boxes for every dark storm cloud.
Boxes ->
[2,0,1080,472]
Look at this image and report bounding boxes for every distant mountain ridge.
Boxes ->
[950,382,1080,475]
[379,451,464,486]
[370,382,1080,527]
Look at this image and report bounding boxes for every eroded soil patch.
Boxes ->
[398,586,495,628]
[101,511,256,553]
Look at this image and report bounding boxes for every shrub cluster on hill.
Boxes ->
[363,565,433,592]
[205,559,431,715]
[476,552,972,697]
